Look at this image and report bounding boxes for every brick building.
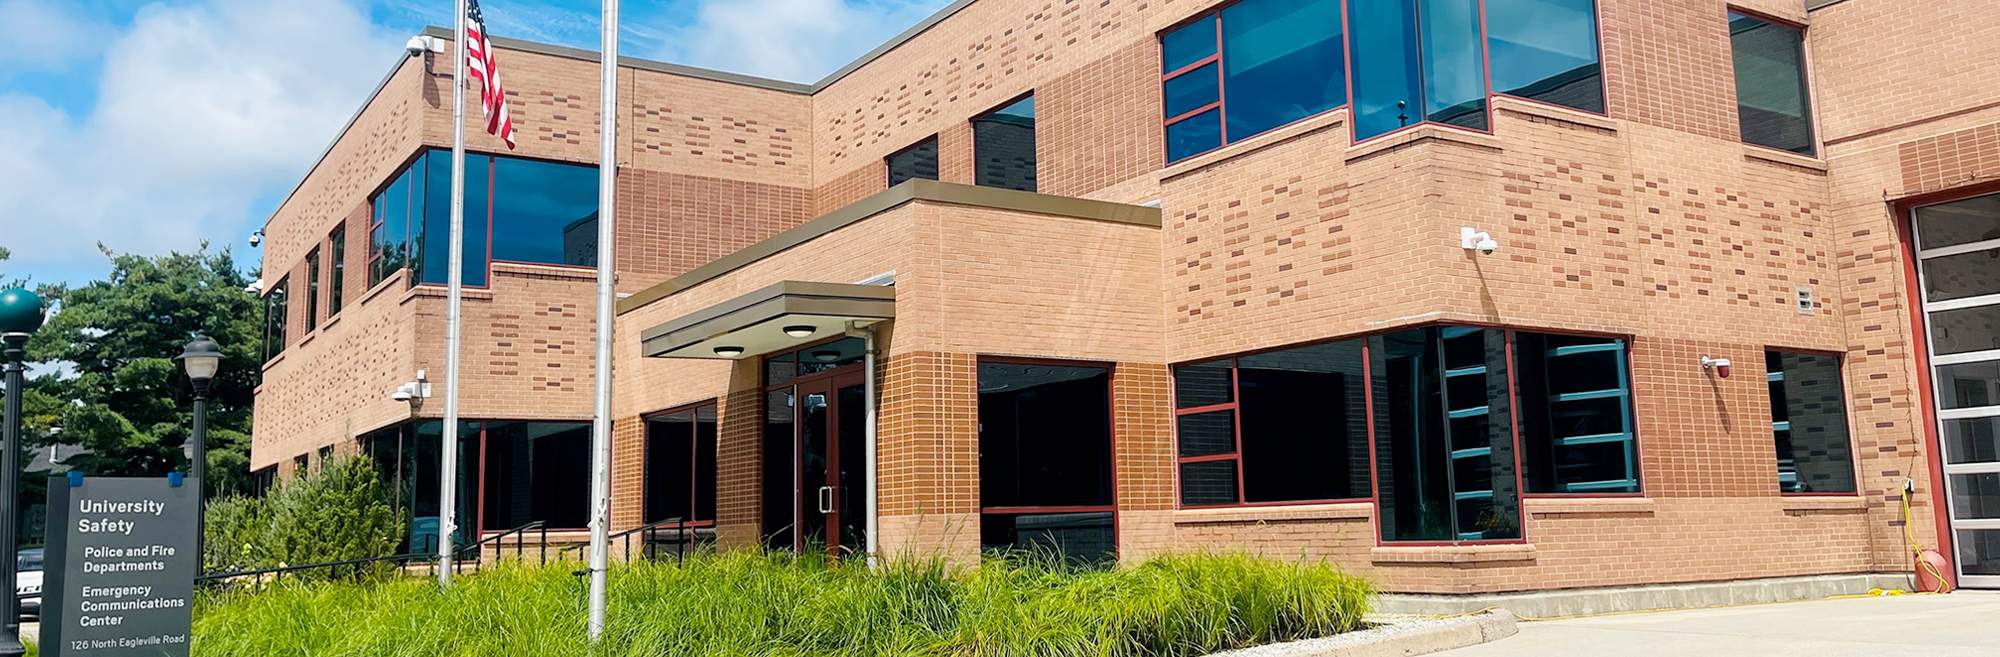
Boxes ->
[253,0,2000,596]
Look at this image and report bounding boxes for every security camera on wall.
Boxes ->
[1460,227,1498,255]
[248,230,263,248]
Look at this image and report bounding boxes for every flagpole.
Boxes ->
[438,0,471,588]
[586,0,620,640]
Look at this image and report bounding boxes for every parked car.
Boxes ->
[17,549,41,619]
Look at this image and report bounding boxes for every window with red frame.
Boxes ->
[645,403,720,528]
[979,360,1116,565]
[1174,339,1372,507]
[1161,0,1348,163]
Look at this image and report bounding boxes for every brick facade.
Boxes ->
[254,0,1999,593]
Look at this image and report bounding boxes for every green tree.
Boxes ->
[26,245,262,497]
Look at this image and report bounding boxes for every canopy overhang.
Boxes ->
[639,281,894,359]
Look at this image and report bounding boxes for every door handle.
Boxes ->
[818,486,836,514]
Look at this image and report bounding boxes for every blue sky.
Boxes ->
[0,0,951,288]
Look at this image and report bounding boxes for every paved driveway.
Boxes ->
[1444,590,2000,656]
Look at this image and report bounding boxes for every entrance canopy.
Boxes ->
[639,281,894,360]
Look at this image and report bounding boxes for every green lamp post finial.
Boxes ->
[0,288,44,335]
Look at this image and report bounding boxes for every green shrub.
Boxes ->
[202,455,403,577]
[192,551,1372,657]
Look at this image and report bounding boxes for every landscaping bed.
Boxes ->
[190,551,1373,656]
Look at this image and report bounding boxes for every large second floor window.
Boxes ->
[1160,0,1605,159]
[369,149,598,288]
[1730,12,1815,156]
[1162,0,1348,163]
[974,96,1037,192]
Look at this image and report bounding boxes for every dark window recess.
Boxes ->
[249,467,277,497]
[1515,332,1638,494]
[1170,340,1370,507]
[645,404,719,525]
[1352,0,1489,140]
[762,388,796,551]
[1767,351,1856,493]
[1729,13,1815,155]
[304,248,321,332]
[887,138,940,187]
[262,277,288,362]
[1373,327,1521,542]
[368,149,595,288]
[317,445,334,465]
[328,225,346,316]
[293,454,309,474]
[366,421,479,553]
[973,96,1037,192]
[1160,0,1347,163]
[482,422,592,530]
[1486,0,1603,113]
[978,361,1115,565]
[1912,194,2000,251]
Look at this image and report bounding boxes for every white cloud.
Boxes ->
[0,0,112,72]
[0,0,401,279]
[656,0,949,82]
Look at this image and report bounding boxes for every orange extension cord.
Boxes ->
[1904,481,1954,594]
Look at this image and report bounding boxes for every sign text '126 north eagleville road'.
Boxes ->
[43,476,199,657]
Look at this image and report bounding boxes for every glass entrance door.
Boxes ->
[1911,193,2000,588]
[789,371,868,557]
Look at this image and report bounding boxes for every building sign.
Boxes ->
[42,476,198,657]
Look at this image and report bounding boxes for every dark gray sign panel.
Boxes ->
[43,476,198,657]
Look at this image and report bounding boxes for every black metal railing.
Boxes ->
[558,517,715,563]
[197,521,549,586]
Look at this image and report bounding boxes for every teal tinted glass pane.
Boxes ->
[419,152,491,287]
[1350,0,1423,140]
[1372,329,1451,541]
[1162,15,1217,73]
[491,156,600,267]
[1487,0,1602,112]
[1164,62,1220,119]
[1167,108,1223,162]
[377,167,411,282]
[1421,0,1487,130]
[1220,0,1347,140]
[1730,13,1815,155]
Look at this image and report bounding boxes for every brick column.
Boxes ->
[876,351,981,564]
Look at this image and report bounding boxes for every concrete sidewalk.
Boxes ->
[1442,590,2000,656]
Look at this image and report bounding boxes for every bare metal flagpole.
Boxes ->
[586,0,620,639]
[439,0,471,588]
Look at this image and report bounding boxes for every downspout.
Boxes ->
[846,321,880,566]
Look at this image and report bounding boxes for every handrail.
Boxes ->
[557,517,711,563]
[198,521,552,584]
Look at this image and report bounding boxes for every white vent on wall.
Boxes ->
[1796,286,1815,316]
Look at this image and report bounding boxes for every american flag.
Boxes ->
[466,0,516,149]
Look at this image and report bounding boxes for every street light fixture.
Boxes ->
[176,335,222,575]
[0,287,47,657]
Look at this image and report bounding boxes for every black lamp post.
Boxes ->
[176,335,222,574]
[0,287,47,657]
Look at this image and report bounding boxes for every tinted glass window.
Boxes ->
[1767,351,1855,493]
[1936,361,2000,410]
[1515,333,1637,494]
[1914,194,2000,251]
[1220,0,1346,139]
[1174,359,1234,408]
[1373,327,1521,542]
[1164,63,1221,119]
[978,362,1113,508]
[1162,15,1217,73]
[1944,417,2000,465]
[980,512,1114,566]
[1930,305,2000,355]
[646,405,718,525]
[1487,0,1602,113]
[1177,411,1236,458]
[482,422,591,530]
[304,248,321,332]
[974,96,1037,192]
[491,156,599,268]
[1237,340,1371,502]
[886,138,939,187]
[1166,109,1224,162]
[1922,248,2000,303]
[418,153,492,286]
[263,278,288,362]
[1420,0,1488,130]
[371,167,412,286]
[1350,0,1424,140]
[328,225,346,315]
[1730,13,1815,155]
[1179,460,1238,506]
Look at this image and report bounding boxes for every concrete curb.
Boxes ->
[1204,610,1518,657]
[1375,572,1911,619]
